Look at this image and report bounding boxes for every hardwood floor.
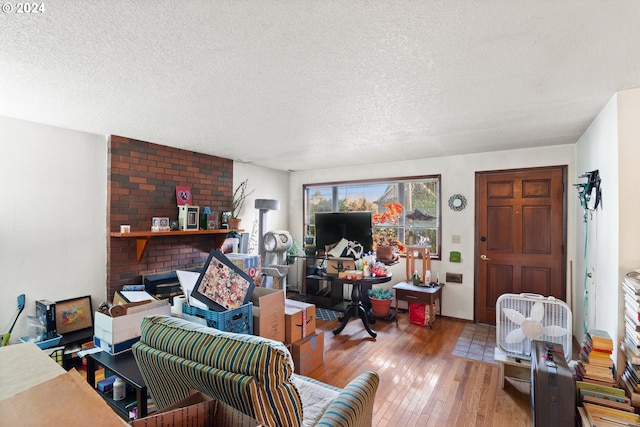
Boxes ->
[306,314,532,427]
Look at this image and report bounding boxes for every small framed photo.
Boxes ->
[205,213,218,230]
[55,296,93,335]
[175,185,193,205]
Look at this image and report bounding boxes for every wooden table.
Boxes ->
[332,274,392,338]
[392,281,443,328]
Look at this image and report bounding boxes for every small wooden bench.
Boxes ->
[494,347,531,389]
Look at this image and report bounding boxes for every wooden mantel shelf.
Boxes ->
[110,229,242,261]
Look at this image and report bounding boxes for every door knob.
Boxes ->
[480,254,492,261]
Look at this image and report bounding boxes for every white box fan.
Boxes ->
[496,293,573,361]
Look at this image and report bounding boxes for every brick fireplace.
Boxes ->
[106,135,234,301]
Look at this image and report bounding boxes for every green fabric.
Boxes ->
[132,314,379,427]
[133,315,302,427]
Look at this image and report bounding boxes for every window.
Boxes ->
[304,175,441,259]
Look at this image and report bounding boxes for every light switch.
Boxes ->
[451,235,461,244]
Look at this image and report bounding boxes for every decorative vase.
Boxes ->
[369,297,392,317]
[227,218,242,229]
[376,245,394,261]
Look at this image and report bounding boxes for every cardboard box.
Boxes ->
[284,299,316,344]
[291,332,324,375]
[130,391,262,427]
[284,306,302,344]
[94,300,171,354]
[326,257,356,276]
[338,270,363,280]
[325,257,355,276]
[250,287,285,342]
[113,290,158,306]
[226,253,262,286]
[0,369,129,427]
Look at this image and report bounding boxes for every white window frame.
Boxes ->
[303,175,441,259]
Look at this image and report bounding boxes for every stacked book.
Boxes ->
[623,270,640,362]
[578,402,640,427]
[618,270,640,408]
[576,381,638,427]
[576,329,616,386]
[622,269,640,407]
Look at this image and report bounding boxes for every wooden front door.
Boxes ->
[474,166,567,325]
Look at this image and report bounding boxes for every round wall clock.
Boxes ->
[448,194,467,211]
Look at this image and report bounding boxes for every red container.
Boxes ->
[409,302,437,326]
[409,302,427,326]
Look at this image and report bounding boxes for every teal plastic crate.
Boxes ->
[182,302,253,335]
[19,333,62,349]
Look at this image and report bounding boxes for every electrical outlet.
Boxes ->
[446,273,463,283]
[451,235,461,244]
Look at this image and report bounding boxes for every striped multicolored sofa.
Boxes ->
[132,315,379,427]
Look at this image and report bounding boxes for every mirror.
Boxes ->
[448,194,467,211]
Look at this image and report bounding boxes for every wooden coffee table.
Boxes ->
[392,281,443,328]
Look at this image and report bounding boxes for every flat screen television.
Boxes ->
[314,212,373,255]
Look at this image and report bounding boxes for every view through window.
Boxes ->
[304,175,441,258]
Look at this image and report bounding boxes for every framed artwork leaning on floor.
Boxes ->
[55,295,93,335]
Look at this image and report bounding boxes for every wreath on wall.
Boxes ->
[448,194,467,211]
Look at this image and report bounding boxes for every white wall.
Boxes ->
[0,114,587,338]
[233,162,290,255]
[617,88,640,339]
[290,144,576,320]
[574,87,640,359]
[0,116,108,343]
[574,95,619,347]
[0,119,290,343]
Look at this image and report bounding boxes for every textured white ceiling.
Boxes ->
[1,1,640,171]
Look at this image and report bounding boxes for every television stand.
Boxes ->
[303,273,346,309]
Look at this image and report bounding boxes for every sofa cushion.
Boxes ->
[293,375,340,427]
[139,314,295,379]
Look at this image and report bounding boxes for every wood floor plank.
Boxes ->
[306,313,532,426]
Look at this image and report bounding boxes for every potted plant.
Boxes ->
[367,287,394,317]
[372,201,405,260]
[228,179,254,229]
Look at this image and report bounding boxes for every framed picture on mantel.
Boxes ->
[176,186,192,205]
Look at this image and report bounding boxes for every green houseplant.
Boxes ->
[368,287,393,317]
